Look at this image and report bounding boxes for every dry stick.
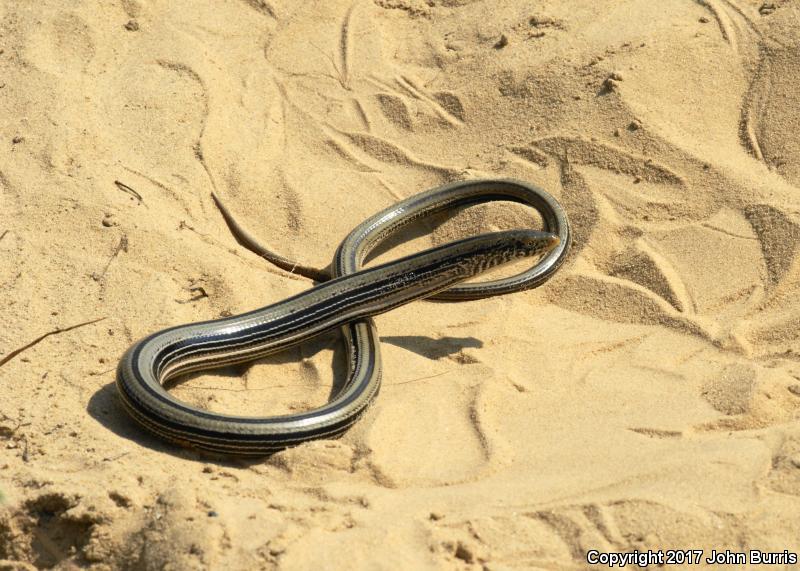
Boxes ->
[0,317,107,368]
[308,41,347,90]
[96,235,129,280]
[389,370,452,386]
[0,230,8,241]
[210,191,331,282]
[89,367,116,377]
[242,0,277,19]
[114,180,144,204]
[338,3,357,90]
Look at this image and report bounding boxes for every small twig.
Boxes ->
[0,230,8,241]
[89,367,116,377]
[210,191,331,282]
[179,220,204,234]
[389,370,452,386]
[114,180,144,204]
[309,41,347,89]
[243,0,277,19]
[0,317,107,368]
[94,235,129,280]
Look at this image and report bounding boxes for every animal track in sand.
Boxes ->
[607,238,694,314]
[697,0,761,57]
[508,145,550,169]
[709,0,800,186]
[375,93,413,130]
[426,499,750,568]
[534,136,686,187]
[744,204,800,292]
[368,74,466,131]
[24,12,95,76]
[693,362,800,432]
[97,59,209,205]
[524,129,794,354]
[327,127,459,176]
[737,45,800,184]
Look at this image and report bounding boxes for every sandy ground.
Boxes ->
[2,0,800,569]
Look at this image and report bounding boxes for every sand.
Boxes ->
[2,0,800,569]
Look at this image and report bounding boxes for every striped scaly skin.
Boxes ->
[116,179,571,456]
